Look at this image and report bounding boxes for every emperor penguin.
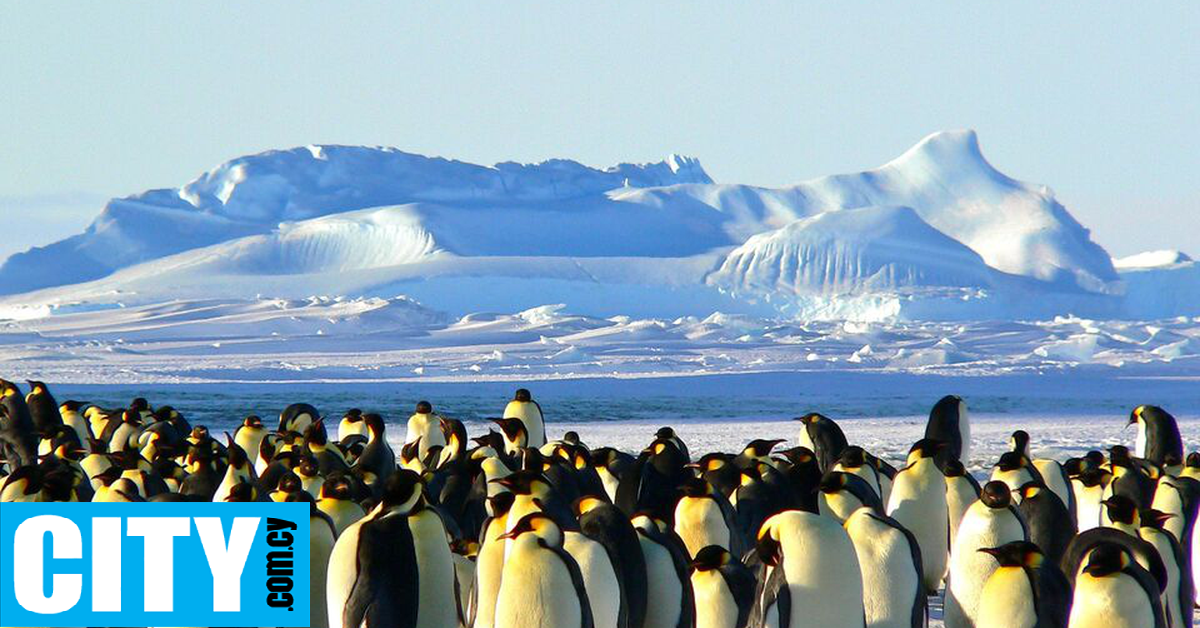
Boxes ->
[631,513,694,628]
[576,496,649,628]
[925,394,970,468]
[689,545,756,628]
[1016,481,1076,567]
[832,446,884,501]
[211,437,257,503]
[338,408,367,442]
[494,512,594,628]
[23,381,62,433]
[754,509,865,628]
[1067,542,1166,628]
[944,481,1029,628]
[57,401,92,447]
[591,447,635,503]
[886,438,950,594]
[1138,509,1193,628]
[0,380,37,468]
[317,475,367,536]
[288,493,337,628]
[564,525,623,628]
[279,402,318,435]
[233,415,269,468]
[352,413,395,491]
[327,470,457,628]
[674,476,742,558]
[503,388,547,449]
[843,507,926,628]
[491,417,530,457]
[405,401,446,461]
[818,471,884,523]
[1130,405,1184,468]
[945,459,982,547]
[471,493,516,628]
[975,541,1071,628]
[1070,467,1110,532]
[794,412,848,472]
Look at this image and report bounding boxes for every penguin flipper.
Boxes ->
[344,515,419,628]
[749,563,789,628]
[723,561,757,628]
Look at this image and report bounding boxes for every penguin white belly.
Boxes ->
[779,529,865,628]
[338,419,367,442]
[797,429,816,453]
[597,467,621,503]
[675,497,731,558]
[845,512,921,628]
[1135,421,1148,460]
[564,532,621,628]
[944,505,1026,628]
[886,460,948,592]
[409,509,458,628]
[692,569,737,628]
[235,429,267,467]
[405,413,446,460]
[1151,478,1187,542]
[976,567,1035,628]
[310,519,336,628]
[1142,529,1182,628]
[1073,481,1104,532]
[473,517,508,628]
[503,400,546,448]
[62,412,90,445]
[638,535,684,628]
[1194,514,1200,608]
[990,467,1033,494]
[946,477,977,547]
[495,539,583,628]
[1068,572,1155,628]
[326,518,366,628]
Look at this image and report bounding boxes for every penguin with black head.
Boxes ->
[793,412,847,472]
[925,394,970,468]
[1129,405,1183,468]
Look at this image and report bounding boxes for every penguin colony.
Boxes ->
[1,378,1197,628]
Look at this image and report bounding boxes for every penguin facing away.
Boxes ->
[843,506,926,628]
[925,395,970,468]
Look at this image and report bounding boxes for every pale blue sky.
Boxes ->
[2,2,1196,260]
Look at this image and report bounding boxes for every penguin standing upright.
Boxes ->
[1016,481,1076,567]
[1130,405,1184,468]
[233,415,269,468]
[794,413,848,472]
[405,401,446,461]
[843,507,926,628]
[631,514,694,628]
[886,439,950,594]
[327,470,457,628]
[291,494,337,628]
[689,545,755,628]
[57,401,91,447]
[1067,542,1166,628]
[975,541,1071,628]
[925,395,970,468]
[576,497,648,628]
[338,409,367,442]
[327,471,422,628]
[0,380,38,467]
[1138,509,1192,628]
[24,381,63,434]
[944,481,1028,628]
[817,471,884,523]
[563,527,622,628]
[755,510,865,628]
[353,413,395,491]
[494,513,593,628]
[674,476,741,558]
[503,388,546,449]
